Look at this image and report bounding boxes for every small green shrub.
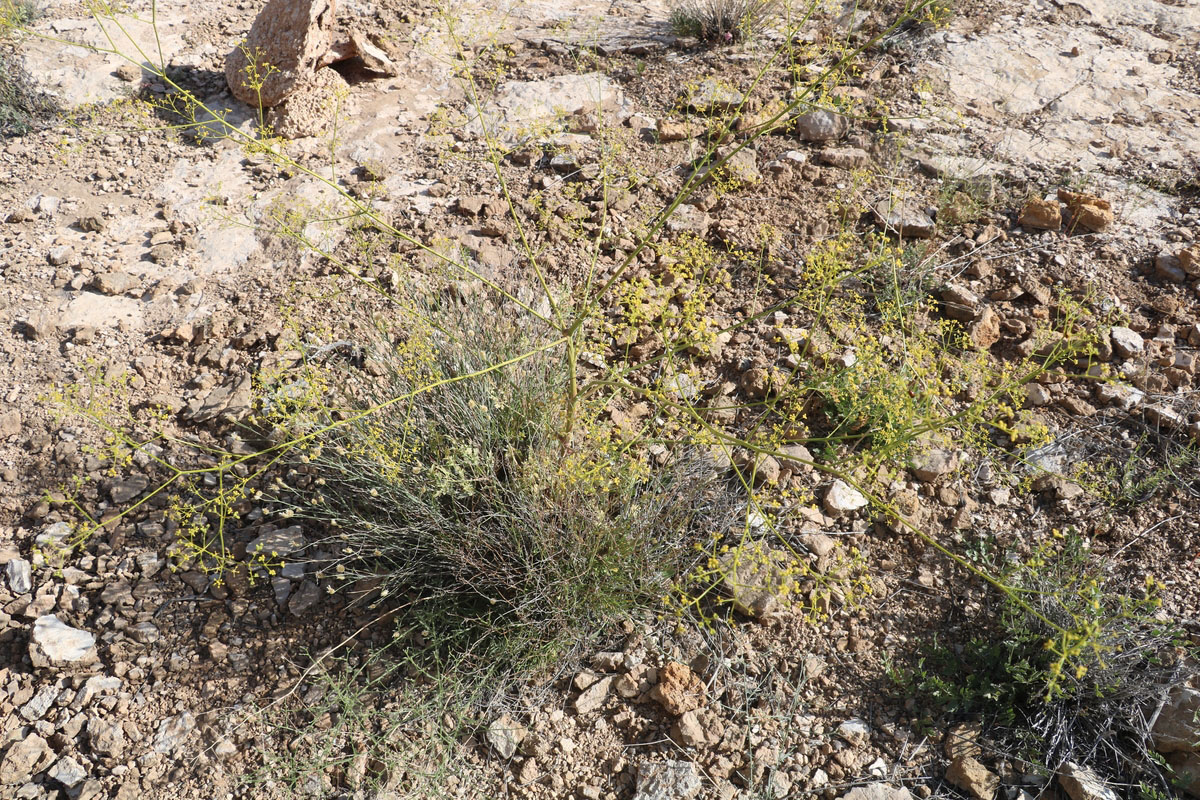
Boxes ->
[668,0,780,44]
[895,529,1194,788]
[272,297,742,671]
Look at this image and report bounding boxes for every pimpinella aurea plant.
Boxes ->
[894,528,1195,792]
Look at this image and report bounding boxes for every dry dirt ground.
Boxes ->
[1,0,1199,799]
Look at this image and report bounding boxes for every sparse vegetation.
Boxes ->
[7,0,1198,797]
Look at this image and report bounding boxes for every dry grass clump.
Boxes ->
[668,0,781,43]
[278,296,742,669]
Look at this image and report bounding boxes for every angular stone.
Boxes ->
[969,307,1002,349]
[266,67,349,139]
[1152,686,1200,753]
[945,755,999,800]
[6,557,31,594]
[1179,245,1200,277]
[88,716,126,758]
[0,735,53,785]
[910,448,957,482]
[941,284,980,321]
[225,0,337,108]
[1057,189,1113,232]
[91,272,139,296]
[109,475,149,503]
[485,714,526,759]
[824,479,868,515]
[288,579,320,616]
[152,711,196,753]
[634,760,701,800]
[30,615,99,669]
[650,662,705,717]
[793,110,849,141]
[1110,326,1144,359]
[47,756,87,788]
[348,29,396,75]
[719,542,794,619]
[685,79,743,113]
[1017,197,1061,230]
[247,525,308,557]
[840,785,915,800]
[573,675,614,715]
[873,199,934,238]
[1058,762,1119,800]
[818,146,870,169]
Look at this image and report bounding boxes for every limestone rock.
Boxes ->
[485,714,526,759]
[1058,762,1119,800]
[573,675,614,715]
[6,557,31,594]
[1018,197,1061,230]
[634,760,702,800]
[650,662,705,716]
[0,734,54,785]
[47,756,87,788]
[968,307,1002,349]
[247,525,308,557]
[1110,326,1144,359]
[1152,686,1200,753]
[657,119,701,141]
[266,67,349,139]
[910,448,957,482]
[840,785,914,800]
[873,199,934,238]
[1057,189,1113,232]
[945,755,999,800]
[91,271,139,296]
[824,479,868,515]
[719,542,795,619]
[152,711,196,753]
[685,79,743,113]
[30,615,99,669]
[941,283,980,321]
[225,0,337,108]
[793,110,849,141]
[819,146,870,169]
[348,30,396,75]
[1179,245,1200,277]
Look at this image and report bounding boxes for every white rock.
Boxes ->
[1059,762,1119,800]
[48,755,88,788]
[824,480,868,515]
[152,711,196,753]
[634,759,702,800]
[30,615,99,668]
[1110,326,1144,359]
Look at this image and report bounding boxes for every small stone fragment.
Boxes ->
[1058,762,1119,800]
[6,558,31,594]
[1057,189,1113,232]
[573,675,614,715]
[824,479,868,515]
[0,735,54,785]
[945,755,999,800]
[719,542,795,619]
[650,663,705,717]
[485,714,527,759]
[968,307,1002,349]
[633,760,702,800]
[1110,326,1144,359]
[30,615,99,668]
[792,110,849,141]
[1152,686,1200,753]
[1018,197,1061,230]
[910,448,957,482]
[873,199,934,238]
[818,146,870,169]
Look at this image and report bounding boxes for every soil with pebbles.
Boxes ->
[1,0,1199,798]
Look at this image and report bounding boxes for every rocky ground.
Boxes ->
[1,0,1199,798]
